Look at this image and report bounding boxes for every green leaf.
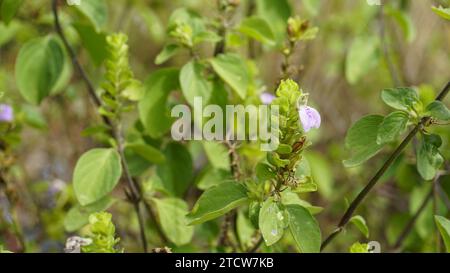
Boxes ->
[238,16,276,46]
[50,43,73,95]
[435,215,450,252]
[276,144,292,155]
[381,87,419,111]
[286,204,321,253]
[155,44,180,65]
[64,196,116,232]
[15,36,65,104]
[432,6,450,20]
[257,0,291,43]
[426,101,450,121]
[249,201,261,228]
[138,68,179,138]
[180,61,212,106]
[305,152,334,199]
[0,20,20,46]
[350,215,369,238]
[343,115,385,167]
[386,7,416,43]
[281,191,323,215]
[259,198,287,246]
[187,182,248,225]
[73,23,108,66]
[349,242,369,253]
[210,53,249,100]
[292,179,318,193]
[345,36,379,85]
[168,8,205,36]
[1,0,24,24]
[125,142,165,164]
[157,142,193,197]
[75,0,108,32]
[202,141,230,171]
[295,157,310,176]
[376,111,409,144]
[196,167,232,190]
[73,148,122,206]
[152,198,194,246]
[267,152,290,168]
[237,210,256,249]
[256,162,276,181]
[416,134,444,180]
[193,30,222,45]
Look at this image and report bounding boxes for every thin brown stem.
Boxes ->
[392,186,433,251]
[321,81,450,251]
[112,125,148,252]
[52,0,150,252]
[433,179,442,252]
[216,140,241,249]
[143,201,169,244]
[52,0,109,127]
[248,236,263,253]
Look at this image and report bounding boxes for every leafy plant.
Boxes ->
[0,0,448,255]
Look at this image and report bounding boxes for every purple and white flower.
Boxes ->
[260,92,276,105]
[0,104,13,122]
[298,105,321,132]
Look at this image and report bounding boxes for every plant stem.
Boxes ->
[52,0,151,252]
[392,186,433,251]
[248,236,263,253]
[212,1,241,250]
[216,140,241,249]
[143,201,169,244]
[281,40,296,79]
[246,0,257,59]
[433,178,442,252]
[321,81,450,251]
[51,0,111,127]
[112,124,148,252]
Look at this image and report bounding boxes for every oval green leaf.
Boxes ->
[435,215,450,252]
[156,142,193,197]
[180,61,212,106]
[259,198,287,246]
[73,148,122,206]
[239,16,276,46]
[286,204,321,253]
[210,53,249,100]
[15,36,65,104]
[376,111,409,145]
[187,181,248,225]
[138,68,179,138]
[343,115,385,167]
[153,197,194,246]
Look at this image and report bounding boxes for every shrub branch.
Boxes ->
[321,81,450,251]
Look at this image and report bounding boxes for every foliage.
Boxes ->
[0,0,448,254]
[81,212,121,253]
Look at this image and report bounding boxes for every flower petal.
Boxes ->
[260,92,276,105]
[0,104,13,122]
[299,105,321,132]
